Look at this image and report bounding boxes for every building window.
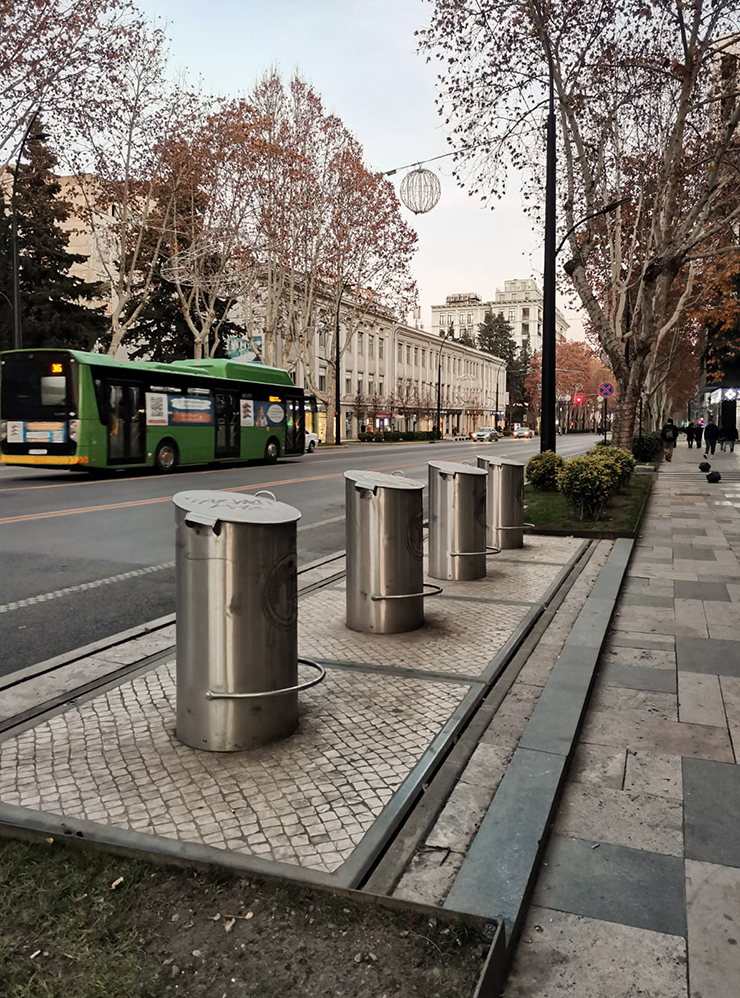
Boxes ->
[319,370,326,393]
[318,326,325,348]
[368,335,374,358]
[414,347,419,365]
[379,378,384,395]
[345,377,352,395]
[357,377,363,394]
[407,346,411,364]
[358,331,364,355]
[368,378,374,395]
[378,337,384,359]
[522,307,529,319]
[398,342,403,362]
[422,349,426,367]
[467,313,473,324]
[521,323,529,336]
[508,309,515,322]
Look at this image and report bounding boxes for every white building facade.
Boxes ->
[431,279,569,355]
[309,315,507,441]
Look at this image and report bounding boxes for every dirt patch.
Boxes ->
[0,838,492,998]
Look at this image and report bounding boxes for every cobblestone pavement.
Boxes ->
[0,534,583,884]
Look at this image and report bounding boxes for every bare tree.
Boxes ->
[420,0,740,446]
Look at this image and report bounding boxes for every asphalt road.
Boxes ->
[0,434,601,676]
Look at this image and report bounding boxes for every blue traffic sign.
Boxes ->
[598,382,615,398]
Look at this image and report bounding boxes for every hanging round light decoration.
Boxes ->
[399,166,442,214]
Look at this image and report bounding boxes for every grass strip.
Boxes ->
[524,474,652,536]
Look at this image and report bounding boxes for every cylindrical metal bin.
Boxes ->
[477,456,525,549]
[174,490,304,752]
[428,460,488,581]
[345,470,427,634]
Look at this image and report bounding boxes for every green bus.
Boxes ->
[1,349,310,473]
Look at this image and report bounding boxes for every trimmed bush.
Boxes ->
[589,445,636,490]
[526,451,564,492]
[557,454,619,520]
[390,430,403,442]
[373,431,385,442]
[632,431,663,462]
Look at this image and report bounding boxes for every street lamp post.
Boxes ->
[436,328,453,438]
[11,112,45,351]
[334,279,350,446]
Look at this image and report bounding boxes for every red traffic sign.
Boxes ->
[598,382,615,398]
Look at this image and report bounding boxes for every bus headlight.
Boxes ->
[0,420,6,442]
[69,419,79,442]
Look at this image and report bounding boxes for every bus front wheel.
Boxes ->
[154,440,178,473]
[264,439,280,464]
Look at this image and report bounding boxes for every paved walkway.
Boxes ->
[503,441,740,997]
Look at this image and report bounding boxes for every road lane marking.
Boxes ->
[0,562,175,614]
[0,516,346,613]
[0,463,412,526]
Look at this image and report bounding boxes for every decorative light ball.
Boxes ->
[399,167,442,214]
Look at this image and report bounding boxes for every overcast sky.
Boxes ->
[137,0,584,338]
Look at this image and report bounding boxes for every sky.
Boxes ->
[136,0,585,339]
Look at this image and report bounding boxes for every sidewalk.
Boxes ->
[501,440,740,996]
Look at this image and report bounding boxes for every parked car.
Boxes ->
[305,430,319,452]
[474,427,500,442]
[513,426,534,439]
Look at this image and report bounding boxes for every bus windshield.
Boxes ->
[1,352,77,419]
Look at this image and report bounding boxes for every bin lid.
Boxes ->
[344,469,425,493]
[428,459,487,478]
[173,490,301,527]
[476,454,525,469]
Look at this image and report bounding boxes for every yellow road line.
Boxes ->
[0,462,415,526]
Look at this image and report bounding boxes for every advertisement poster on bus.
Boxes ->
[6,420,67,443]
[145,393,214,426]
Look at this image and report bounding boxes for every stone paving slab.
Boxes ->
[531,834,686,935]
[504,907,687,998]
[685,859,740,998]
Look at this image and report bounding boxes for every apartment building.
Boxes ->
[431,279,569,354]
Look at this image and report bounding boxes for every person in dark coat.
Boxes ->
[686,422,695,448]
[694,423,704,450]
[661,418,677,461]
[704,417,720,457]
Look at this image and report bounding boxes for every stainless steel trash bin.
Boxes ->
[173,490,323,752]
[477,456,525,549]
[428,460,488,581]
[345,470,432,633]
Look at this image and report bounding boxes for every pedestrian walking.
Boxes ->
[729,425,739,453]
[695,423,704,451]
[661,417,677,461]
[719,423,735,452]
[704,417,719,457]
[686,422,695,448]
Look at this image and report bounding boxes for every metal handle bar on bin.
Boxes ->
[451,548,490,557]
[254,490,277,501]
[184,510,221,532]
[391,470,407,477]
[205,659,325,700]
[371,582,443,601]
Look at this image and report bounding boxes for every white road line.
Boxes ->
[0,516,346,614]
[0,562,175,614]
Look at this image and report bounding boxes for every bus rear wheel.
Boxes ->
[154,440,178,473]
[264,439,279,464]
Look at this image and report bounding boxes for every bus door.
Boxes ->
[214,391,240,458]
[107,382,145,464]
[284,396,305,455]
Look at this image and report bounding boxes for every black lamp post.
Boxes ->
[436,328,453,438]
[540,28,557,454]
[334,280,350,446]
[11,112,46,351]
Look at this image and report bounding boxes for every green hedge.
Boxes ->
[589,445,636,491]
[558,453,620,520]
[358,430,435,442]
[632,431,663,462]
[526,451,564,492]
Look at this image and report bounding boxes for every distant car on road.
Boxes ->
[305,431,319,452]
[474,427,500,442]
[513,426,534,439]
